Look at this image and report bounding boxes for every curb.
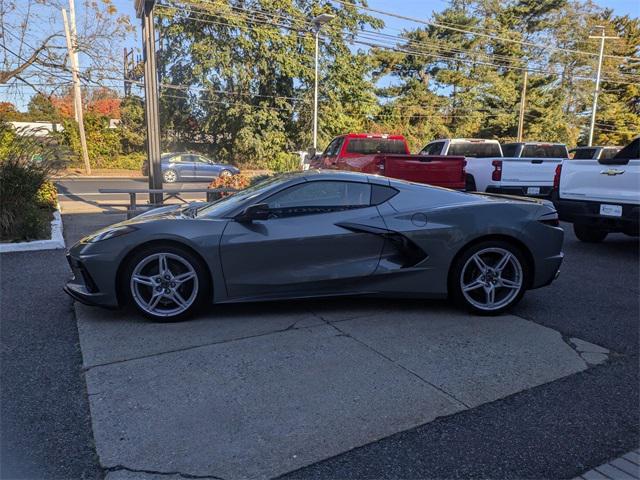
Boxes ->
[53,176,145,180]
[0,207,66,254]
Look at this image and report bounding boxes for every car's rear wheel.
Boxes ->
[163,169,178,183]
[123,245,209,322]
[573,224,608,243]
[219,169,233,178]
[450,241,528,315]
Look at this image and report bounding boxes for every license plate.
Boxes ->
[526,187,540,195]
[600,204,622,217]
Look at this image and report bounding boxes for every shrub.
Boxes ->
[207,174,252,201]
[0,122,68,241]
[99,153,145,170]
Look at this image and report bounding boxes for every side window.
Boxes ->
[420,142,444,155]
[323,138,344,157]
[194,156,210,164]
[181,154,198,163]
[265,181,372,216]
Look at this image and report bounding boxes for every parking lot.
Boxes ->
[51,201,639,480]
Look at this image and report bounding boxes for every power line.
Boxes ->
[328,0,636,61]
[158,2,639,85]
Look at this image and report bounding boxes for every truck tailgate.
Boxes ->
[381,155,466,189]
[560,159,640,204]
[501,157,562,185]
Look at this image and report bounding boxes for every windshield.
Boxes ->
[196,174,289,218]
[449,142,502,158]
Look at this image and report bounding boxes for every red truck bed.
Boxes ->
[312,134,466,190]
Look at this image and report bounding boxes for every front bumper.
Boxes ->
[486,185,553,198]
[551,193,640,233]
[64,252,120,308]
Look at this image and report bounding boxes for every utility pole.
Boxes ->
[517,69,528,142]
[310,13,334,152]
[588,26,619,146]
[62,7,91,175]
[136,0,163,206]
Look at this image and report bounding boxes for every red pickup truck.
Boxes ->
[311,133,466,190]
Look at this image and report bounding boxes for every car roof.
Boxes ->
[336,133,406,140]
[302,169,387,183]
[504,142,566,146]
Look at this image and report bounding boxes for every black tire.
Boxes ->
[573,224,608,243]
[122,244,210,322]
[449,240,529,316]
[465,174,477,192]
[163,169,179,183]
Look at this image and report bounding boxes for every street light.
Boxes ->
[311,13,335,151]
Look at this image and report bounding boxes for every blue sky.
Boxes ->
[113,0,639,36]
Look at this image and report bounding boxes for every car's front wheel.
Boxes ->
[450,241,528,315]
[573,224,608,243]
[123,244,209,321]
[219,169,233,178]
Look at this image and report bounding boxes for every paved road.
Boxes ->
[0,249,102,479]
[55,178,212,205]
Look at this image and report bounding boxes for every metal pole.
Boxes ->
[140,1,163,205]
[313,27,320,150]
[588,28,606,147]
[62,8,91,175]
[517,69,528,143]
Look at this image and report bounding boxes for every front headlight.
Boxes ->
[84,225,137,243]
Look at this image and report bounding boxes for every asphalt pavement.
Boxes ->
[55,178,212,206]
[0,249,102,480]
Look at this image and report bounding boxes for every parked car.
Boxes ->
[141,153,240,183]
[312,133,467,190]
[64,171,564,321]
[569,146,621,160]
[552,137,639,242]
[421,138,562,198]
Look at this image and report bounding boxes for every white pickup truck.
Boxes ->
[420,139,568,197]
[552,137,639,242]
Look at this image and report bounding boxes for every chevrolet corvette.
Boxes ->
[64,171,563,321]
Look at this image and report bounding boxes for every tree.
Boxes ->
[26,93,60,122]
[156,0,383,166]
[0,0,133,93]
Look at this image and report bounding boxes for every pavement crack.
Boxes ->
[83,322,311,372]
[309,311,471,409]
[105,464,226,479]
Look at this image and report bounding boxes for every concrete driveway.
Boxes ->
[75,298,610,480]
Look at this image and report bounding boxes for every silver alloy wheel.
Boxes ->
[460,247,523,311]
[219,169,232,178]
[130,252,198,317]
[163,170,177,183]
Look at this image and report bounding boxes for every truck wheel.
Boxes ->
[573,224,608,243]
[465,174,477,192]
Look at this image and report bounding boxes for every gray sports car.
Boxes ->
[64,171,563,321]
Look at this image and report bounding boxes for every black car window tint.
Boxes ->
[420,142,444,155]
[572,148,596,159]
[265,181,372,211]
[501,144,517,157]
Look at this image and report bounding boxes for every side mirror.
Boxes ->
[236,203,270,222]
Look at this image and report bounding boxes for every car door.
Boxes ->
[194,155,220,180]
[219,180,386,299]
[321,137,344,169]
[174,154,197,179]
